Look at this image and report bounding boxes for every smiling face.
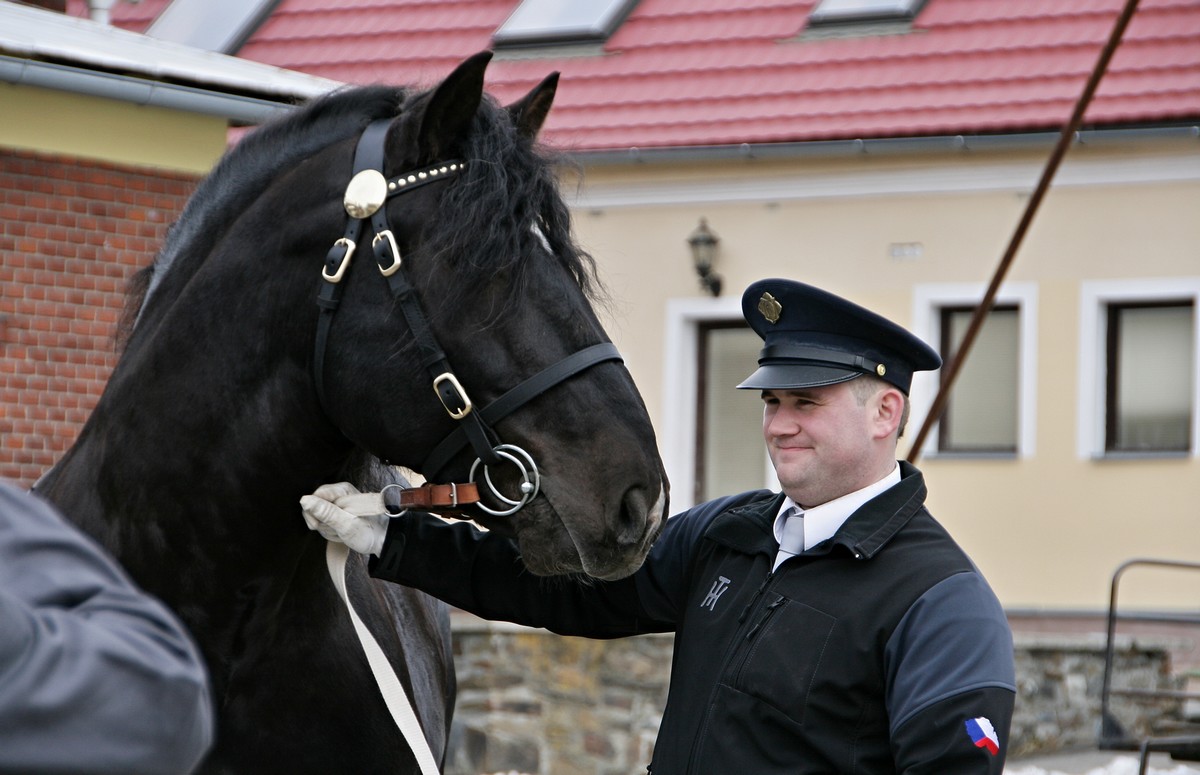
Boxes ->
[761,377,905,508]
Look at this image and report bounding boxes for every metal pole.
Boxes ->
[907,0,1143,463]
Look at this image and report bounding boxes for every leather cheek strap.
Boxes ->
[382,482,481,515]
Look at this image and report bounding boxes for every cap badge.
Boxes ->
[758,292,782,324]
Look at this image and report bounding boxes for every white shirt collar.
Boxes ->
[772,464,901,552]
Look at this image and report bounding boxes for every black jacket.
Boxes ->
[371,462,1015,774]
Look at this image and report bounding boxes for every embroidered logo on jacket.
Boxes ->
[700,576,732,611]
[964,717,999,755]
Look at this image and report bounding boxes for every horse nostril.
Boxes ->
[617,482,665,547]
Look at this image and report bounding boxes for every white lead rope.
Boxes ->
[325,541,441,775]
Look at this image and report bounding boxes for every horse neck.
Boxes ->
[43,298,354,616]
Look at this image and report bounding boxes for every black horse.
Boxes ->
[36,52,668,773]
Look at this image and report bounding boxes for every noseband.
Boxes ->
[313,119,622,517]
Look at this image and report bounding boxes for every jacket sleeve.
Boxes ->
[370,512,674,638]
[0,482,214,775]
[886,571,1017,774]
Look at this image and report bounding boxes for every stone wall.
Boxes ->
[1009,635,1181,756]
[445,617,669,775]
[445,615,1184,775]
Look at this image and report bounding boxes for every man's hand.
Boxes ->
[300,482,389,557]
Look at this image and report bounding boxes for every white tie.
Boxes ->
[773,508,805,571]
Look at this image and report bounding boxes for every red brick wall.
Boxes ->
[0,149,199,488]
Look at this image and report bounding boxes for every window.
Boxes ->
[145,0,277,53]
[808,0,928,26]
[1078,279,1200,459]
[695,323,764,504]
[911,283,1038,459]
[661,296,777,512]
[937,305,1020,454]
[1105,302,1194,453]
[494,0,638,47]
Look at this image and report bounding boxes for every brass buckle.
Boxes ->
[373,230,402,277]
[322,238,355,283]
[433,372,472,420]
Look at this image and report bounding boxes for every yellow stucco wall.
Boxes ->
[1,82,229,172]
[569,137,1200,612]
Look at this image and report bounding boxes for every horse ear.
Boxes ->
[419,50,493,158]
[506,72,559,141]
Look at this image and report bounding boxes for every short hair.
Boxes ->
[848,375,910,438]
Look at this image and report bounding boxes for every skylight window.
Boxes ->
[494,0,638,47]
[145,0,277,54]
[808,0,927,26]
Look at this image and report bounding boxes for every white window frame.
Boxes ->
[1077,278,1200,459]
[146,0,276,53]
[910,283,1039,459]
[809,0,927,25]
[494,0,636,46]
[661,296,778,512]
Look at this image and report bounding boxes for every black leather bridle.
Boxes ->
[313,119,623,516]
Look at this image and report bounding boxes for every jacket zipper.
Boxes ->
[737,571,775,625]
[683,568,780,773]
[743,594,785,642]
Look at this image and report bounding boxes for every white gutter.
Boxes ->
[565,125,1200,167]
[0,55,301,124]
[0,2,340,123]
[567,143,1200,210]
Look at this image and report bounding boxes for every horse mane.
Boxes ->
[116,85,408,349]
[423,93,603,326]
[116,80,606,348]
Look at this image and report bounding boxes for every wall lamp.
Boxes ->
[687,217,722,297]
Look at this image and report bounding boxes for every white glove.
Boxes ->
[299,482,389,557]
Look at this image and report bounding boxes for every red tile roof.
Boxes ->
[66,0,1200,152]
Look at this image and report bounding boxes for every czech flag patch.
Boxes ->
[964,716,999,755]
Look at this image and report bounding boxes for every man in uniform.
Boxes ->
[301,277,1016,774]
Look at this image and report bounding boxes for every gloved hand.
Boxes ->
[300,482,390,557]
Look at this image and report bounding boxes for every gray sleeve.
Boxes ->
[885,570,1016,734]
[0,481,214,774]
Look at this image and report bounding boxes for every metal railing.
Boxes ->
[1098,558,1200,775]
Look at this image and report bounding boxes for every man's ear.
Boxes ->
[874,387,906,440]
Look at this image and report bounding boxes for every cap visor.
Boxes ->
[736,363,863,390]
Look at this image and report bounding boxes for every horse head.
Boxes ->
[305,52,668,580]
